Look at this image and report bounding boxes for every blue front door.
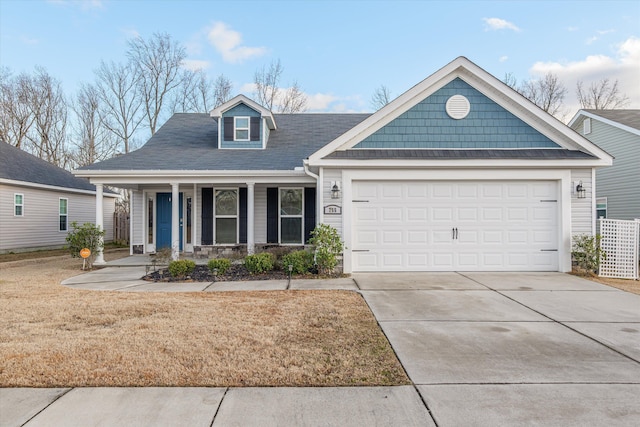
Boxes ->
[156,193,183,250]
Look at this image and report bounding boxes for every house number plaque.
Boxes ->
[324,204,342,215]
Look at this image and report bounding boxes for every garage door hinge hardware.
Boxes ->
[540,249,558,252]
[352,200,369,203]
[540,200,557,202]
[452,227,459,240]
[352,249,370,252]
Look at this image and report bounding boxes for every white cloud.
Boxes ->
[120,27,140,39]
[182,59,211,71]
[529,36,640,116]
[207,22,266,63]
[483,18,521,32]
[499,55,509,63]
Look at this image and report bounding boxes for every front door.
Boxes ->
[156,193,183,251]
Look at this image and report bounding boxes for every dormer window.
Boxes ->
[234,117,250,141]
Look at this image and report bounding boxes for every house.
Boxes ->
[74,57,612,272]
[568,109,640,221]
[0,141,118,253]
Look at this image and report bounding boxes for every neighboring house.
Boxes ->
[569,109,640,221]
[75,57,612,272]
[0,142,118,253]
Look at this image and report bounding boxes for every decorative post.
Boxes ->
[94,183,106,265]
[247,182,255,255]
[171,183,180,261]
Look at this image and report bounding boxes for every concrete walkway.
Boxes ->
[2,260,640,426]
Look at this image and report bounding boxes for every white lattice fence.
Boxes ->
[599,219,639,279]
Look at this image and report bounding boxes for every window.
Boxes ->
[59,198,68,231]
[234,117,250,141]
[280,188,303,244]
[584,118,591,135]
[14,193,24,216]
[215,189,238,244]
[596,197,607,219]
[186,196,192,245]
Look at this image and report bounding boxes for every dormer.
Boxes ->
[210,95,277,149]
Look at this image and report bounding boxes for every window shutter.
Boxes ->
[201,188,213,245]
[266,187,278,243]
[239,188,248,244]
[223,117,234,141]
[304,188,316,243]
[250,117,260,141]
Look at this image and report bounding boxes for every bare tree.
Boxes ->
[213,74,232,108]
[504,72,567,118]
[71,83,118,167]
[95,60,143,154]
[127,32,186,135]
[0,69,35,149]
[169,70,232,113]
[576,78,630,109]
[253,59,307,112]
[371,84,392,110]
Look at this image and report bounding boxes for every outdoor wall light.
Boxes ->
[331,181,341,199]
[576,181,586,199]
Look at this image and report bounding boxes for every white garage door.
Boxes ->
[352,181,559,272]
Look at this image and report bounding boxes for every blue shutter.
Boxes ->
[201,188,213,245]
[267,187,278,243]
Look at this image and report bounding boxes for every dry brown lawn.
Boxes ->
[581,275,640,295]
[0,253,409,388]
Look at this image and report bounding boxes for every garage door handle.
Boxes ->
[352,249,370,252]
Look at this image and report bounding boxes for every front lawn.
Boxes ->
[0,255,409,387]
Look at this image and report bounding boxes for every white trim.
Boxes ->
[214,187,239,245]
[278,187,304,245]
[0,178,119,197]
[14,193,24,217]
[210,94,277,130]
[339,168,573,274]
[569,110,640,137]
[233,116,250,141]
[309,157,612,169]
[584,118,591,135]
[308,57,612,165]
[59,197,68,232]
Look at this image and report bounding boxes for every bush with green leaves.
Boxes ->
[168,259,196,278]
[65,221,105,268]
[309,224,344,275]
[281,250,314,275]
[208,258,231,275]
[244,252,275,274]
[572,234,605,274]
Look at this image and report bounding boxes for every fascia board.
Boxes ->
[210,94,276,130]
[72,169,308,178]
[0,178,120,197]
[308,158,613,169]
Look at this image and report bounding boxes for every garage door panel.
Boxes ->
[351,180,559,272]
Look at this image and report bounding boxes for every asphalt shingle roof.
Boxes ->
[1,141,98,192]
[80,113,371,171]
[584,109,640,132]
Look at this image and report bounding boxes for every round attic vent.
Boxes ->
[446,94,470,119]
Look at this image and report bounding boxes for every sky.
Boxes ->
[1,0,639,121]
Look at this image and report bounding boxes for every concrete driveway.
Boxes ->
[355,272,640,426]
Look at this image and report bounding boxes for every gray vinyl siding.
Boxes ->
[570,169,593,237]
[322,168,343,238]
[572,116,640,220]
[0,183,115,253]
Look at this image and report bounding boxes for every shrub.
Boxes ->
[309,224,344,275]
[208,258,231,275]
[572,234,605,274]
[281,250,314,275]
[65,221,105,268]
[168,259,196,278]
[244,252,275,274]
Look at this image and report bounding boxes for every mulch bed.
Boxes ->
[144,264,293,282]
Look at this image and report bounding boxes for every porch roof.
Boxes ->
[78,113,370,172]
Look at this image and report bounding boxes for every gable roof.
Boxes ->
[210,95,277,130]
[309,56,612,166]
[0,141,112,193]
[568,109,640,137]
[78,113,370,172]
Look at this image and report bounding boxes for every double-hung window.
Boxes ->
[215,189,238,244]
[234,117,250,141]
[59,198,68,231]
[596,197,607,219]
[14,193,24,216]
[280,188,303,244]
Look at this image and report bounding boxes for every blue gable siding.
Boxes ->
[354,78,560,149]
[221,103,262,149]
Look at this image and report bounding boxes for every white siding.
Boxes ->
[0,183,116,252]
[322,168,343,238]
[571,169,593,236]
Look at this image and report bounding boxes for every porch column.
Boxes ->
[171,183,180,261]
[94,184,106,265]
[247,182,255,254]
[192,183,197,250]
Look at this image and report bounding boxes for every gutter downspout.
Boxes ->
[303,160,321,229]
